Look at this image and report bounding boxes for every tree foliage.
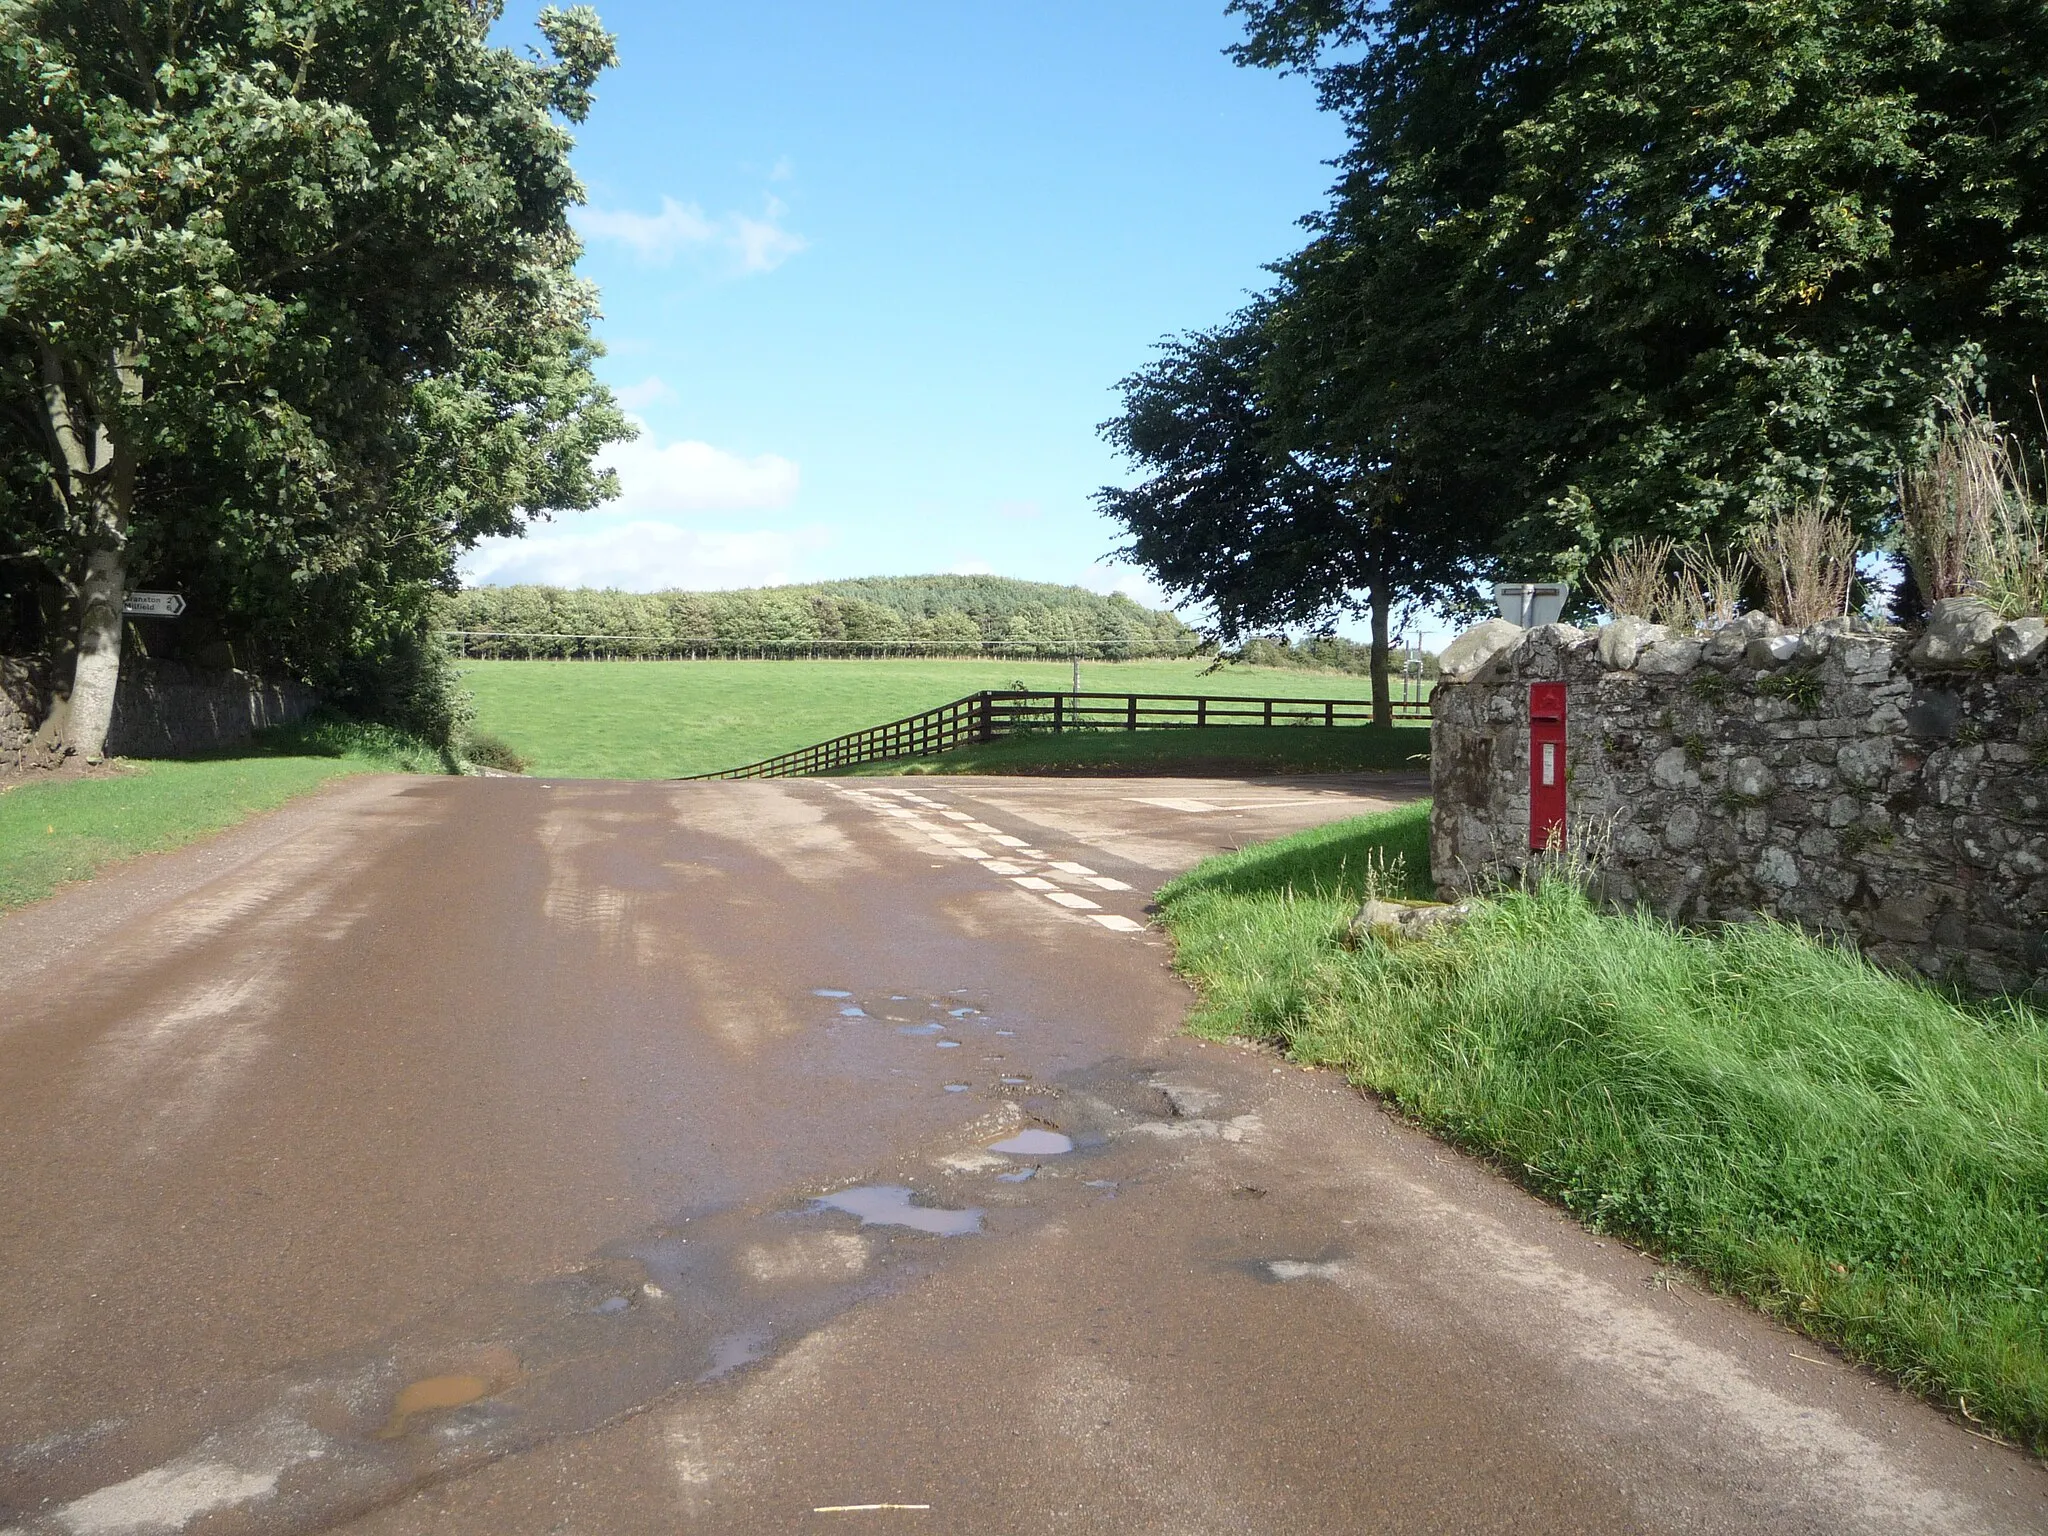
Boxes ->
[0,0,631,749]
[1097,301,1487,722]
[443,576,1198,656]
[1228,0,2048,564]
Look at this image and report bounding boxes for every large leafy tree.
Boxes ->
[1099,301,1486,724]
[1230,0,2048,567]
[0,0,631,755]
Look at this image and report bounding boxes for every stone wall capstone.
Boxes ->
[1429,600,2048,997]
[0,656,320,766]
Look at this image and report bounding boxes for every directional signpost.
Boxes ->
[123,592,187,618]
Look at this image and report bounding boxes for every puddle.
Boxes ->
[811,1186,983,1237]
[699,1327,772,1382]
[897,1022,944,1036]
[812,990,854,999]
[1266,1259,1348,1283]
[989,1129,1073,1156]
[999,1076,1031,1086]
[994,1029,1015,1037]
[377,1373,492,1439]
[943,1083,971,1093]
[593,1294,631,1315]
[948,1007,979,1018]
[996,1168,1037,1183]
[934,1039,962,1049]
[838,1005,867,1017]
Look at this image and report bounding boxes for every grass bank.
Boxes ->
[844,723,1429,777]
[1159,803,2048,1451]
[460,657,1409,779]
[0,718,444,914]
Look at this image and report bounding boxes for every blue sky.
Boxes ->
[462,1,1346,618]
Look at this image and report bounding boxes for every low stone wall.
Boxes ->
[105,658,320,758]
[1429,602,2048,996]
[0,655,320,764]
[1,656,54,771]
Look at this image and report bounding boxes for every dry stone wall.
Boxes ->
[1,656,56,771]
[1429,601,2048,997]
[0,656,319,765]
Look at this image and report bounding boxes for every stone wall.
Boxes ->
[1,656,55,771]
[0,656,320,765]
[1429,601,2048,997]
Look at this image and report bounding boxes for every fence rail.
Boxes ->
[686,689,1428,780]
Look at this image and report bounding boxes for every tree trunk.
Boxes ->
[65,546,129,759]
[38,338,142,760]
[1369,577,1392,729]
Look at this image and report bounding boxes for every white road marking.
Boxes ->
[834,784,1156,939]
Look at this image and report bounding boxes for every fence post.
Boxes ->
[1127,695,1137,730]
[1197,698,1206,727]
[978,692,994,743]
[1054,695,1063,733]
[1325,700,1334,727]
[1264,700,1273,726]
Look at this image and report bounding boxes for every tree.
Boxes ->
[1229,0,2048,564]
[1098,302,1485,724]
[0,0,630,755]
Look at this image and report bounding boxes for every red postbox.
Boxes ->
[1529,682,1567,850]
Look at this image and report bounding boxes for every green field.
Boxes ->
[0,720,445,914]
[1161,806,2048,1451]
[460,657,1417,779]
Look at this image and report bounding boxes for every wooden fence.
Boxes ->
[687,690,1428,780]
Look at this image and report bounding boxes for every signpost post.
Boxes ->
[122,592,187,618]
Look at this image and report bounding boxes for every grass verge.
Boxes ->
[841,724,1431,777]
[0,716,446,914]
[1158,803,2048,1452]
[459,657,1410,778]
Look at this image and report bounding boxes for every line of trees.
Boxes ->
[1099,0,2048,723]
[0,2,631,755]
[443,576,1198,657]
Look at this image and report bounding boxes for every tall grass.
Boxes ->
[1748,498,1858,627]
[1901,395,2048,619]
[1161,806,2048,1450]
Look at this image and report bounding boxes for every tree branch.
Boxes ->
[36,341,96,479]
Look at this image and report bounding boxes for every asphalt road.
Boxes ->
[2,771,2042,1535]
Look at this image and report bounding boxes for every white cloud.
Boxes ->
[460,523,828,592]
[601,425,799,515]
[576,194,806,274]
[1079,559,1177,613]
[612,376,676,412]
